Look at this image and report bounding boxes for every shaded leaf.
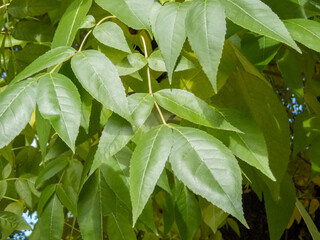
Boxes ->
[310,136,320,173]
[35,107,51,158]
[107,205,137,240]
[200,199,228,234]
[276,48,304,99]
[128,93,154,128]
[15,178,32,208]
[264,174,296,240]
[0,181,7,201]
[13,20,53,42]
[8,0,60,18]
[40,194,64,240]
[209,108,275,181]
[296,198,320,240]
[0,211,31,238]
[78,169,116,239]
[148,50,195,72]
[91,114,134,173]
[175,187,201,240]
[35,157,69,187]
[38,184,56,215]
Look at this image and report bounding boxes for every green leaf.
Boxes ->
[39,194,64,240]
[38,184,56,215]
[172,69,215,99]
[8,0,60,18]
[209,108,275,181]
[148,50,196,72]
[93,21,131,53]
[285,18,320,53]
[149,1,162,34]
[186,0,226,92]
[154,2,189,83]
[35,107,51,158]
[95,0,154,33]
[78,169,116,239]
[56,184,77,216]
[175,187,202,240]
[0,181,7,201]
[107,206,137,240]
[56,160,82,216]
[240,33,281,70]
[80,15,96,29]
[15,178,32,208]
[51,0,92,48]
[35,157,69,188]
[200,199,228,234]
[116,53,148,76]
[310,136,320,173]
[264,174,296,240]
[0,211,31,236]
[71,50,131,121]
[276,48,304,99]
[128,93,154,128]
[213,69,291,183]
[101,156,131,209]
[12,46,76,84]
[91,114,134,173]
[13,20,53,42]
[222,0,301,52]
[0,79,37,149]
[130,125,173,225]
[154,89,239,132]
[169,125,247,226]
[296,198,320,240]
[37,73,81,151]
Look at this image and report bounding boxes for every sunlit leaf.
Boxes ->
[0,79,37,149]
[223,0,300,52]
[52,0,92,48]
[154,89,239,132]
[37,73,81,151]
[71,50,131,121]
[93,21,131,53]
[154,2,189,83]
[186,0,226,92]
[169,125,247,226]
[130,125,173,225]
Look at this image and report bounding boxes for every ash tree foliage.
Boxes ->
[1,0,320,239]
